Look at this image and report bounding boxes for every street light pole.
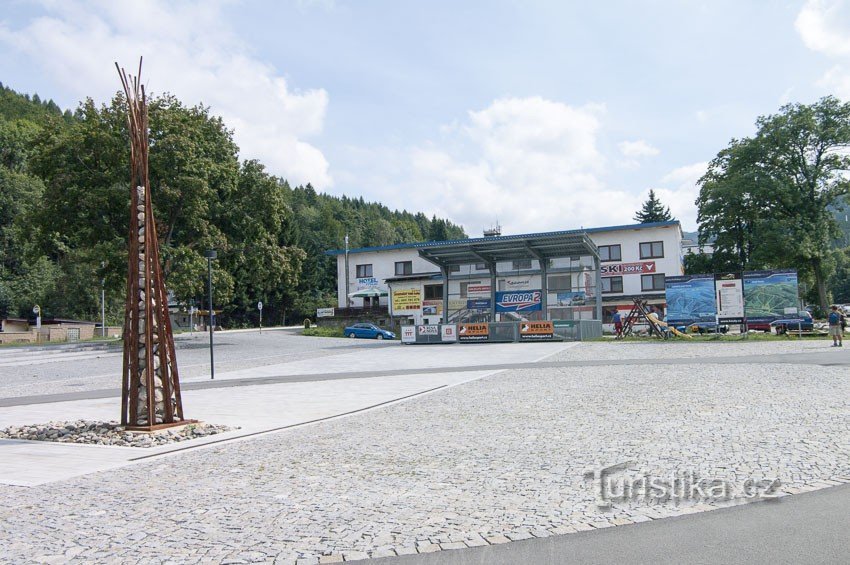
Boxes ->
[344,233,351,308]
[101,279,106,337]
[205,249,217,380]
[100,261,106,338]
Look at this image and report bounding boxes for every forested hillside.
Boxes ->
[0,83,465,326]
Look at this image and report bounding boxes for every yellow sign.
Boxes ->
[393,288,422,311]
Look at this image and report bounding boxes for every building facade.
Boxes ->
[328,221,683,326]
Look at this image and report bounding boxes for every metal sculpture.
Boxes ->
[116,60,186,430]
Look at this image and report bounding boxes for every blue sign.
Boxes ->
[665,274,716,325]
[467,299,491,309]
[495,290,543,312]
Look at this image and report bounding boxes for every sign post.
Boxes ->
[715,272,745,335]
[33,304,41,330]
[258,301,263,332]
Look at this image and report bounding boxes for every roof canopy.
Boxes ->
[417,229,598,268]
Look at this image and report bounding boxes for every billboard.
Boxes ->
[743,270,799,323]
[601,261,657,276]
[715,272,745,324]
[392,288,421,311]
[665,274,716,324]
[496,290,543,313]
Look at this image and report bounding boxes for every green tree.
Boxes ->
[696,96,850,310]
[633,189,673,223]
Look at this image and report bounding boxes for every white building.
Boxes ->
[327,220,683,325]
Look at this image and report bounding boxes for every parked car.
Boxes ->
[771,312,814,334]
[343,323,396,340]
[685,322,729,334]
[747,321,772,333]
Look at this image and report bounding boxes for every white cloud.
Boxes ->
[352,96,655,235]
[796,0,850,99]
[618,139,660,158]
[651,162,708,231]
[796,0,850,57]
[0,0,331,187]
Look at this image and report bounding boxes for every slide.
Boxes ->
[646,312,693,339]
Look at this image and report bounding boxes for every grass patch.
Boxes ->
[302,326,345,338]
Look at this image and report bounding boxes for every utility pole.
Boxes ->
[344,233,351,308]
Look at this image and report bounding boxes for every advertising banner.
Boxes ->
[400,326,416,343]
[665,275,716,325]
[441,324,457,342]
[601,261,656,277]
[392,288,422,311]
[356,277,379,289]
[448,299,467,311]
[458,323,489,342]
[417,324,439,336]
[715,273,745,324]
[422,300,443,315]
[467,299,491,309]
[743,269,799,323]
[467,284,491,296]
[495,290,543,312]
[520,321,555,341]
[502,278,531,290]
[316,307,335,318]
[555,291,586,306]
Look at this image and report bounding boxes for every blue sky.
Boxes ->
[2,1,850,235]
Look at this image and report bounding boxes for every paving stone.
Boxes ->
[2,343,848,563]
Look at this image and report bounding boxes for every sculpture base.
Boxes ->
[124,419,199,433]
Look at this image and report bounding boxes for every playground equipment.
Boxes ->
[621,298,692,339]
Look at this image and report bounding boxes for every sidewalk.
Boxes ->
[0,341,574,486]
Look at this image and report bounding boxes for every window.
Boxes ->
[356,264,373,278]
[641,274,666,291]
[449,265,460,273]
[548,274,572,292]
[475,263,487,271]
[602,276,623,294]
[512,259,532,270]
[599,244,621,262]
[394,261,412,276]
[424,284,443,300]
[639,241,664,259]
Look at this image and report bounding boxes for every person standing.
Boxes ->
[828,305,843,347]
[613,310,623,339]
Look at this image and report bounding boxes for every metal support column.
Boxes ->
[489,263,497,322]
[540,258,548,320]
[441,266,449,323]
[594,255,603,321]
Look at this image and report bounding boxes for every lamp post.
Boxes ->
[344,233,351,308]
[205,249,217,380]
[100,261,106,338]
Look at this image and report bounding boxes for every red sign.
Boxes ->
[601,261,656,276]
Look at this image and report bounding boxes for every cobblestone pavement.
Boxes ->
[1,348,849,563]
[551,338,831,361]
[0,331,387,399]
